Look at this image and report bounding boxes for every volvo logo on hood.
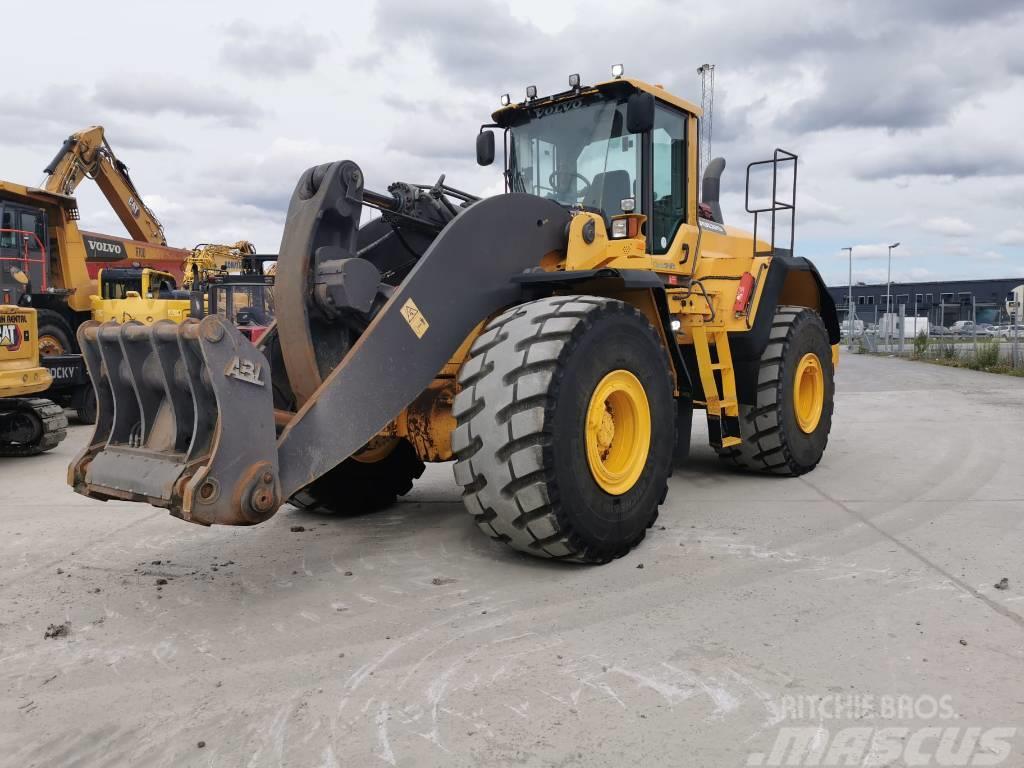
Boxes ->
[84,236,126,261]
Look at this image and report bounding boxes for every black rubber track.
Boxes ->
[716,305,834,475]
[0,398,68,456]
[451,296,676,564]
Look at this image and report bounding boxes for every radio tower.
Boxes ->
[697,63,715,185]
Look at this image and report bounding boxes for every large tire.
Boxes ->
[452,296,675,563]
[717,305,834,475]
[288,438,425,515]
[71,385,97,425]
[35,310,75,357]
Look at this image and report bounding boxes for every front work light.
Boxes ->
[611,219,629,238]
[526,85,538,99]
[500,93,511,106]
[611,63,624,79]
[569,73,581,88]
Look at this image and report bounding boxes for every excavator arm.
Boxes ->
[42,126,168,246]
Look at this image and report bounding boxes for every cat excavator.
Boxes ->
[69,71,840,564]
[1,304,67,455]
[0,126,189,355]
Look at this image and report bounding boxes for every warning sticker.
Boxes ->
[400,297,430,338]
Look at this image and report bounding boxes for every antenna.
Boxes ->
[697,63,715,187]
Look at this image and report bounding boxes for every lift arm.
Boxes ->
[42,126,168,246]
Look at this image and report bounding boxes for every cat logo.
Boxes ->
[0,323,23,352]
[225,356,264,386]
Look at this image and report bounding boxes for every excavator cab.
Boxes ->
[0,202,48,302]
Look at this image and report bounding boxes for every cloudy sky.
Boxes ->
[3,0,1022,286]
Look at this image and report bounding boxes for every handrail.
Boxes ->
[0,228,48,290]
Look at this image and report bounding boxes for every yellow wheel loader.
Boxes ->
[69,72,839,563]
[1,306,68,455]
[90,268,191,325]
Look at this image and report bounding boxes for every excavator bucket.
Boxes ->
[69,317,280,525]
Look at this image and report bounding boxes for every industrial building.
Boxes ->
[826,277,1024,327]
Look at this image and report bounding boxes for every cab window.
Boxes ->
[0,209,15,248]
[20,212,40,250]
[650,105,688,254]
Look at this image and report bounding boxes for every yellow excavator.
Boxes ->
[0,126,190,354]
[184,241,257,289]
[42,126,170,246]
[1,304,67,455]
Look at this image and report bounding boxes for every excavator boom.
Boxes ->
[42,126,168,246]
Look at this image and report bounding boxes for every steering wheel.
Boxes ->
[548,171,592,201]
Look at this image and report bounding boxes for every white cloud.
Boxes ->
[835,243,911,259]
[996,229,1024,246]
[922,217,976,237]
[1,0,1022,283]
[977,250,1006,262]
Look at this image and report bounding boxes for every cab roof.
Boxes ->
[491,77,702,125]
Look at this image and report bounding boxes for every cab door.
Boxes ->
[16,207,48,291]
[0,205,19,299]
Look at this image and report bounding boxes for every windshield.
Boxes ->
[507,95,639,217]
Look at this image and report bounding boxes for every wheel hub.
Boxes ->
[584,370,651,495]
[793,353,824,434]
[39,335,65,357]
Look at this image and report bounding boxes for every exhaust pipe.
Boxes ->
[701,157,726,225]
[68,317,281,526]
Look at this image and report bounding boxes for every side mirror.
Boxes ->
[626,92,655,133]
[476,130,495,166]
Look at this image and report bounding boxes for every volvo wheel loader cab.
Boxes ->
[1,306,68,455]
[69,71,839,564]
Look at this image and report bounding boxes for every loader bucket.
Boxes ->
[68,317,281,526]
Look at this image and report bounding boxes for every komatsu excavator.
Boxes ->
[70,71,839,564]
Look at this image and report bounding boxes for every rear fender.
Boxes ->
[729,255,840,405]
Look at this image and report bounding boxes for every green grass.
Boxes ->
[898,354,1024,377]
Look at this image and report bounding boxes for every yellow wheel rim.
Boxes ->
[793,353,824,434]
[38,334,66,357]
[585,369,651,495]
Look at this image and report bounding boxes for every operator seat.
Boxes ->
[583,170,632,216]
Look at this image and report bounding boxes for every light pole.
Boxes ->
[843,246,854,344]
[886,242,900,345]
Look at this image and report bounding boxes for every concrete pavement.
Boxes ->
[1,354,1022,767]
